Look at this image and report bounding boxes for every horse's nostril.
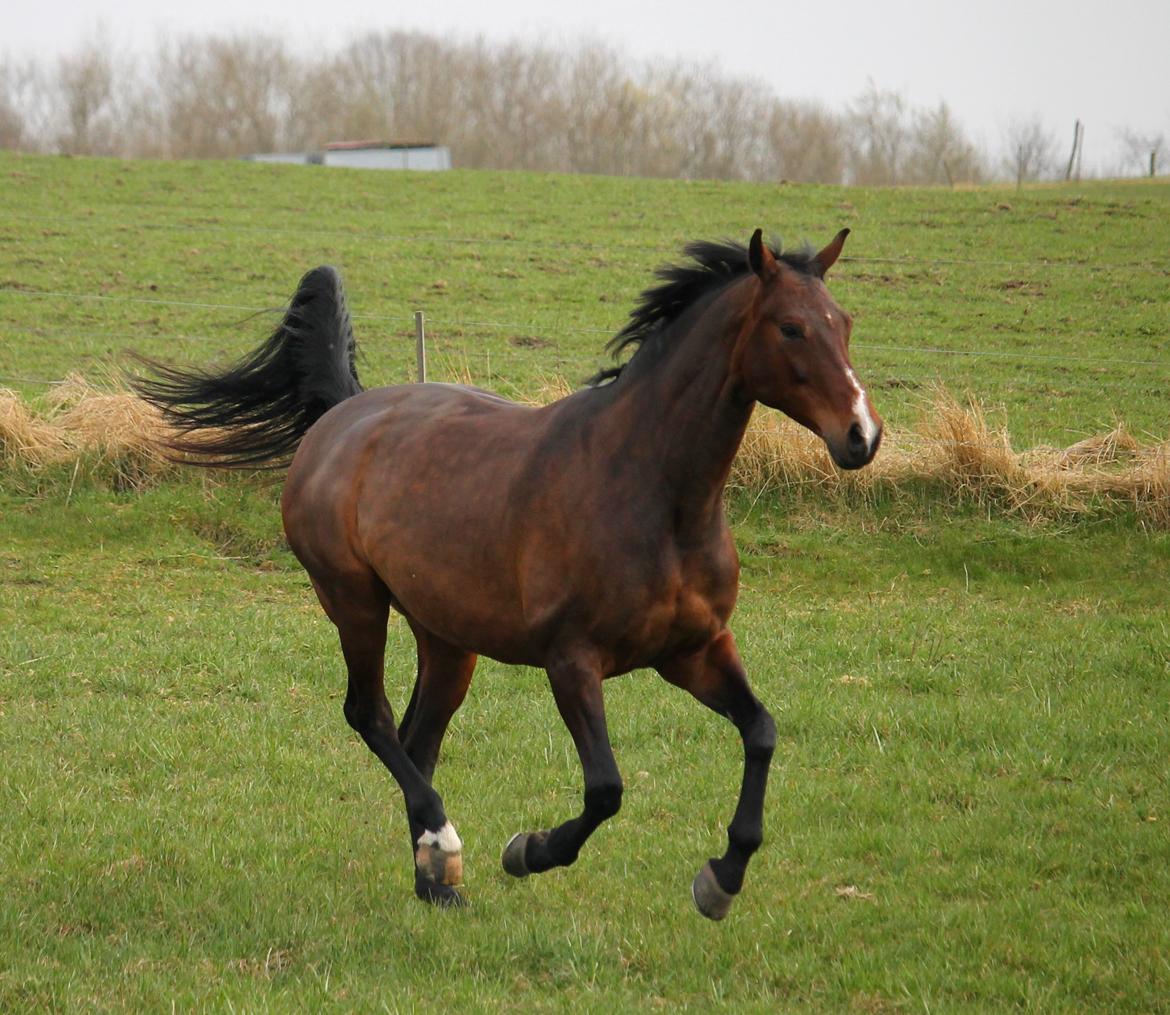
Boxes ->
[847,422,866,450]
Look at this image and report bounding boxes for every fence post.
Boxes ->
[414,310,427,383]
[1064,119,1079,181]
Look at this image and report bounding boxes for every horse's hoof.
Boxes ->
[691,862,735,921]
[501,832,530,878]
[416,880,469,909]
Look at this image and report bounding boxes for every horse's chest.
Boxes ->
[676,555,737,628]
[621,542,739,665]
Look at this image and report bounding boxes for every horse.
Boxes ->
[134,228,881,919]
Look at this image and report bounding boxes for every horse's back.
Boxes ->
[283,381,535,532]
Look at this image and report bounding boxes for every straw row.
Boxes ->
[730,389,1170,526]
[2,376,1167,525]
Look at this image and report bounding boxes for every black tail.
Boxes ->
[133,266,363,468]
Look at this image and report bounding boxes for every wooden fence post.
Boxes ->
[414,310,427,383]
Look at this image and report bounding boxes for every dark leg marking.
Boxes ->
[502,652,623,878]
[658,631,776,920]
[315,574,467,907]
[398,624,477,906]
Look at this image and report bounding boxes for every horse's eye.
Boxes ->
[779,323,804,342]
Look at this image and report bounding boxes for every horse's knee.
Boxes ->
[585,780,623,821]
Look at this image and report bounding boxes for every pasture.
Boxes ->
[1,151,1168,1011]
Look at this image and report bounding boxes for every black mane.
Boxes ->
[589,238,819,386]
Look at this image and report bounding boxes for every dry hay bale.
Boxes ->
[732,409,838,493]
[915,388,1045,511]
[531,373,574,407]
[46,373,171,468]
[1020,425,1167,517]
[0,373,180,488]
[919,389,1021,484]
[730,410,933,506]
[1132,439,1170,527]
[2,369,1166,526]
[1018,424,1142,508]
[1055,423,1140,470]
[0,386,72,467]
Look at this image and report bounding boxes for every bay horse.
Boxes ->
[135,229,881,919]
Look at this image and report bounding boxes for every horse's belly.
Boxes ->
[378,558,537,663]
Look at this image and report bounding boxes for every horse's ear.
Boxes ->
[748,228,778,279]
[812,228,850,277]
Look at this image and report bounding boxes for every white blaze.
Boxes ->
[846,368,879,447]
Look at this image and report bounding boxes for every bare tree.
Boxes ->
[562,43,648,176]
[0,58,42,150]
[907,102,986,185]
[153,35,295,158]
[1,28,1017,186]
[1116,127,1165,177]
[760,99,847,184]
[54,40,119,154]
[308,32,464,151]
[472,41,567,171]
[846,84,910,185]
[1002,117,1058,185]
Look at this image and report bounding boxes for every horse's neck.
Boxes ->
[606,283,756,536]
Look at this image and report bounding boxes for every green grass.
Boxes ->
[2,482,1168,1010]
[1,153,1169,1010]
[2,152,1168,444]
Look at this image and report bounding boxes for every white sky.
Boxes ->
[6,0,1170,173]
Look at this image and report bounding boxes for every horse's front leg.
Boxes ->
[501,650,623,878]
[657,630,776,920]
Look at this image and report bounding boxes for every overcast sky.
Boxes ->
[6,0,1169,173]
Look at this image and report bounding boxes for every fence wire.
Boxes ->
[3,212,1170,274]
[1,293,1165,375]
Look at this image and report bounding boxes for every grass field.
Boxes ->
[2,152,1168,442]
[1,152,1169,1011]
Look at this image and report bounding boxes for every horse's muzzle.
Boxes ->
[829,422,883,470]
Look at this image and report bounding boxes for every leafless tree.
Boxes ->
[54,39,120,155]
[307,32,464,150]
[1116,127,1165,177]
[907,102,986,185]
[761,99,847,184]
[561,43,655,177]
[0,29,1002,187]
[152,35,295,158]
[468,41,568,171]
[0,58,41,150]
[847,84,910,185]
[1002,117,1058,185]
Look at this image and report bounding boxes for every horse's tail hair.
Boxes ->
[132,265,363,468]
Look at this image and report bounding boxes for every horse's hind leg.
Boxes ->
[657,630,776,920]
[397,624,477,904]
[502,650,623,878]
[311,572,466,906]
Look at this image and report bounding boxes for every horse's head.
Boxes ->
[737,228,882,470]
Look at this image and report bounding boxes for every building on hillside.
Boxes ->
[245,141,451,171]
[322,141,451,170]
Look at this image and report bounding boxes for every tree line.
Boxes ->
[0,31,1159,184]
